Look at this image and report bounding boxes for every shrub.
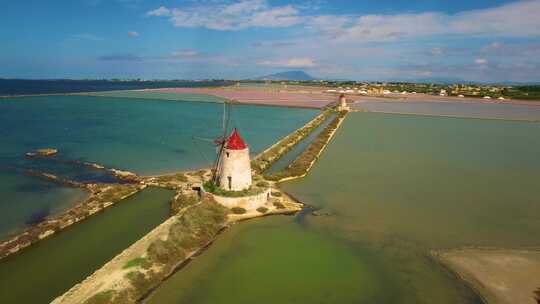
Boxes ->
[256,181,269,187]
[273,201,285,209]
[256,207,268,213]
[203,181,262,197]
[230,207,247,214]
[271,191,282,197]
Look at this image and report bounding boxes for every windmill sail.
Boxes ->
[211,102,231,184]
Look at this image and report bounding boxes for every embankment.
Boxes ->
[53,190,302,304]
[252,109,333,173]
[264,110,348,182]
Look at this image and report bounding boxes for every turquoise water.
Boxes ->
[148,112,540,304]
[0,187,174,304]
[0,95,317,239]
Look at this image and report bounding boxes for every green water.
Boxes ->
[148,112,540,303]
[0,187,174,304]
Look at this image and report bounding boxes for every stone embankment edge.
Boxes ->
[275,112,348,183]
[0,182,145,260]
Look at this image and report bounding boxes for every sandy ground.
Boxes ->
[435,248,540,304]
[147,87,336,108]
[145,87,540,109]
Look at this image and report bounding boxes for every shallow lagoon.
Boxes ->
[0,187,174,304]
[149,112,540,304]
[0,95,317,239]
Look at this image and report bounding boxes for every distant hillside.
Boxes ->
[256,70,315,81]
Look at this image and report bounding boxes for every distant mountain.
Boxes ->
[256,70,315,81]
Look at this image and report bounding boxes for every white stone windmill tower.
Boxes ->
[215,128,252,191]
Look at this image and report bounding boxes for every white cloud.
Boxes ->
[475,58,488,65]
[258,57,316,68]
[147,1,540,39]
[146,6,171,17]
[127,31,139,37]
[329,1,540,42]
[148,0,301,30]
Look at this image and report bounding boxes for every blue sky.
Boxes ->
[1,0,540,82]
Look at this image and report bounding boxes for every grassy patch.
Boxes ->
[170,193,198,214]
[112,197,229,303]
[122,257,149,270]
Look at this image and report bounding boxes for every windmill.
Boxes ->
[192,102,232,185]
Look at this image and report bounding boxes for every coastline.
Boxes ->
[433,247,540,304]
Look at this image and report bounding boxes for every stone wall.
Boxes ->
[202,188,271,210]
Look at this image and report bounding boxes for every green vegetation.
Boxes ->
[122,257,149,270]
[265,111,346,181]
[256,207,268,214]
[256,181,269,187]
[82,197,229,304]
[231,207,247,214]
[85,290,115,304]
[203,181,265,197]
[271,191,282,197]
[152,173,188,187]
[273,201,285,209]
[170,193,198,214]
[252,110,333,173]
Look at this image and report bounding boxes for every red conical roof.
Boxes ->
[226,128,247,150]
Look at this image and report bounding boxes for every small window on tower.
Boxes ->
[226,152,230,157]
[227,176,232,190]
